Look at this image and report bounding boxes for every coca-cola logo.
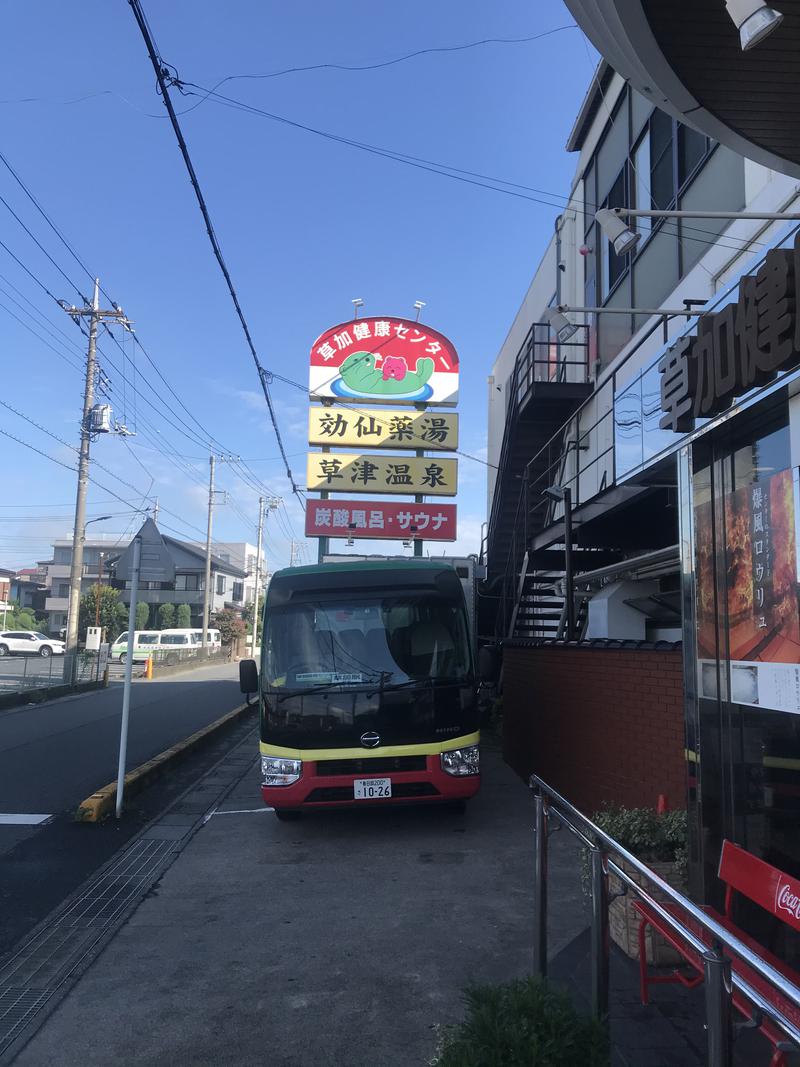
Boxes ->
[775,883,800,921]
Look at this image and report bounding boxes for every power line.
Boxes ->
[190,83,770,259]
[128,0,302,503]
[172,24,579,115]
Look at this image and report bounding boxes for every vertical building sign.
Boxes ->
[305,314,460,546]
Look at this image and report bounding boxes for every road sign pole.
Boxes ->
[115,536,141,819]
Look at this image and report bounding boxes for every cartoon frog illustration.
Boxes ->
[338,350,434,396]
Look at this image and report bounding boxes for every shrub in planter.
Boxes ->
[589,807,688,965]
[430,976,609,1067]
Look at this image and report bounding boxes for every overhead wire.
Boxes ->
[128,0,303,505]
[186,82,770,260]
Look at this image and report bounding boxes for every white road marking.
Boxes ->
[0,813,54,825]
[203,806,274,823]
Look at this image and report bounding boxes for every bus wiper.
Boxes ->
[273,675,386,703]
[366,676,466,697]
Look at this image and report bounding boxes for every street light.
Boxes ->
[543,308,580,343]
[725,0,783,50]
[542,485,575,641]
[595,206,800,257]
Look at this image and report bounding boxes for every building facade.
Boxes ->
[487,60,800,953]
[42,529,258,635]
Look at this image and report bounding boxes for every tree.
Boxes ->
[78,585,127,642]
[212,608,246,647]
[157,603,175,630]
[176,603,191,628]
[135,601,150,629]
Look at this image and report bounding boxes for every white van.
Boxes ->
[191,628,221,649]
[111,628,200,663]
[111,631,161,663]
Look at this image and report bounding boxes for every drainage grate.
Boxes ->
[0,729,258,1061]
[0,989,51,1052]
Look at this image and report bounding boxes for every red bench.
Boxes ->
[634,840,800,1066]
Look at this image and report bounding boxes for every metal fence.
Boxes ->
[0,651,104,695]
[531,775,800,1066]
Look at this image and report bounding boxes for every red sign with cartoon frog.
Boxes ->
[309,316,459,406]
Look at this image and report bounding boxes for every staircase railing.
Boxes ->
[487,323,590,558]
[490,313,681,642]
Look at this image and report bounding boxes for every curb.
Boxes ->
[74,699,256,822]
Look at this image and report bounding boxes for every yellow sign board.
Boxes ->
[306,453,458,496]
[308,407,458,450]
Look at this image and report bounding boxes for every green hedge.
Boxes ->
[431,977,609,1067]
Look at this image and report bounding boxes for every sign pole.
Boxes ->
[115,535,141,819]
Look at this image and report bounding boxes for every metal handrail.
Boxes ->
[531,775,800,1064]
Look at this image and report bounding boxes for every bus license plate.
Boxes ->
[353,778,392,800]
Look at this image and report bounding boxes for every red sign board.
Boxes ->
[309,316,459,406]
[305,499,457,541]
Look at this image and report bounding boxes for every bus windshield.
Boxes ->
[263,594,472,689]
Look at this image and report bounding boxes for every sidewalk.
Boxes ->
[7,737,778,1066]
[12,740,538,1067]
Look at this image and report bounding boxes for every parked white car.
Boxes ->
[0,631,66,658]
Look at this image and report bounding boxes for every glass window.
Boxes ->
[649,110,675,210]
[632,134,652,240]
[175,574,199,591]
[216,575,226,595]
[601,169,628,301]
[232,581,244,602]
[678,125,709,187]
[614,372,644,478]
[263,595,472,689]
[136,633,160,645]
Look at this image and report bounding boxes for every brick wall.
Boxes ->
[502,643,687,813]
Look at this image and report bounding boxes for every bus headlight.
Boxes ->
[440,745,480,777]
[261,756,301,786]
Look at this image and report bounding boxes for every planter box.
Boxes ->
[608,856,685,966]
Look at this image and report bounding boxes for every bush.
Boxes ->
[431,977,609,1067]
[584,807,688,888]
[135,601,150,629]
[157,603,175,629]
[78,585,127,642]
[176,603,191,628]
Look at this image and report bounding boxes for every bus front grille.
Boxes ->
[315,756,427,776]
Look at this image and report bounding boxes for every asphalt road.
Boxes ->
[0,661,243,818]
[0,662,251,956]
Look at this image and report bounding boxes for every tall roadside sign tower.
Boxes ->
[305,311,460,558]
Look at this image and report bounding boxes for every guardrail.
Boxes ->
[530,775,800,1066]
[0,651,104,694]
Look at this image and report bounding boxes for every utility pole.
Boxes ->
[200,454,237,654]
[250,497,265,658]
[152,498,159,526]
[63,280,129,679]
[290,540,299,567]
[201,455,216,654]
[249,496,280,657]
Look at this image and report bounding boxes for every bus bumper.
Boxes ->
[262,755,480,811]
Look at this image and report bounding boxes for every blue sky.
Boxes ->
[0,0,595,571]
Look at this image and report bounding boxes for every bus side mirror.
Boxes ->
[478,645,500,684]
[239,659,258,697]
